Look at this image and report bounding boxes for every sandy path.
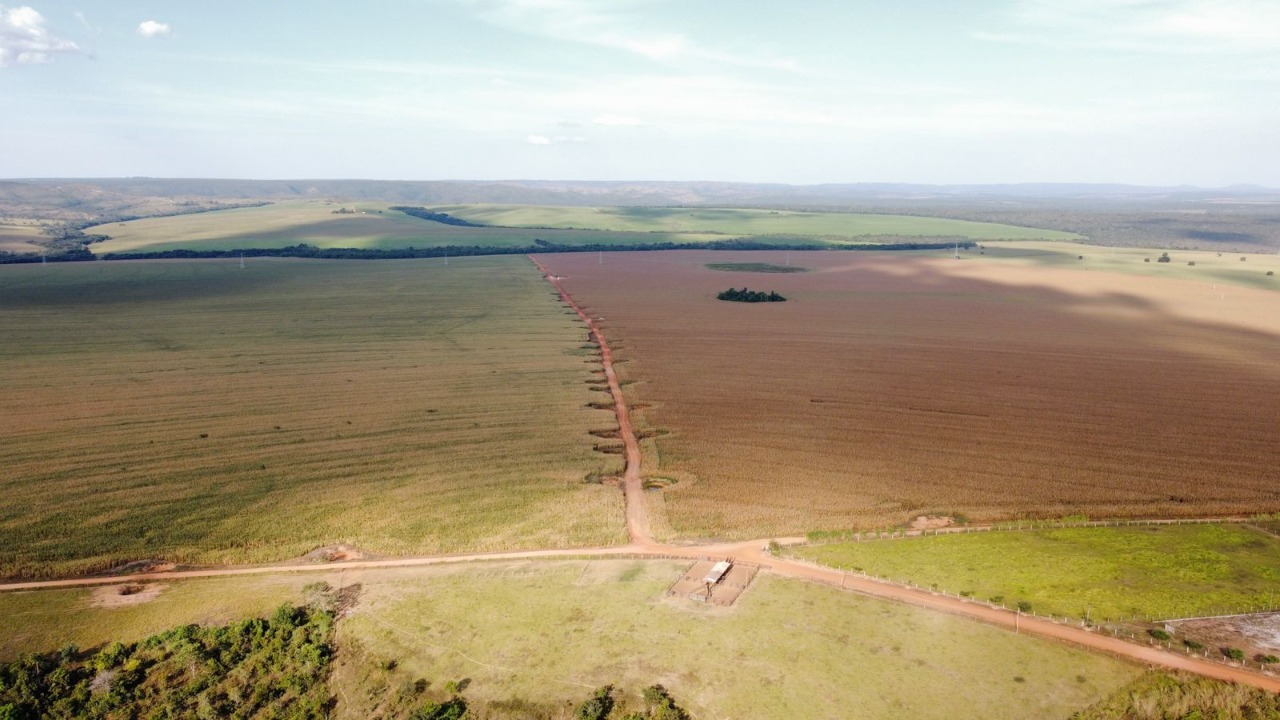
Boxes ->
[2,257,1278,694]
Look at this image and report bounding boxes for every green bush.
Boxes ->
[1148,629,1171,642]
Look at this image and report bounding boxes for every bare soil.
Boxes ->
[90,583,166,608]
[536,250,1280,538]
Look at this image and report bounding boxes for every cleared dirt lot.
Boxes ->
[538,250,1280,539]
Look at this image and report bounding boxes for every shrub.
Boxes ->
[1257,654,1279,664]
[576,686,615,720]
[1183,639,1204,651]
[1157,252,1171,263]
[990,595,1005,604]
[1223,647,1245,661]
[1016,601,1033,613]
[1148,629,1171,641]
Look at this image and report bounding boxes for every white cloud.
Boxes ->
[593,113,644,126]
[0,5,80,68]
[526,134,553,145]
[137,20,171,38]
[980,0,1280,53]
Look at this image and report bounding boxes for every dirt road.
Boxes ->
[530,255,652,546]
[2,257,1278,694]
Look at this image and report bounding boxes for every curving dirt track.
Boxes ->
[1,256,1278,694]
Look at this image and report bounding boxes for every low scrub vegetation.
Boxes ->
[0,604,335,718]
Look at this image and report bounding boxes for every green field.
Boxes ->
[0,257,624,579]
[87,202,720,254]
[977,240,1280,291]
[796,524,1280,621]
[435,204,1084,241]
[88,202,1082,255]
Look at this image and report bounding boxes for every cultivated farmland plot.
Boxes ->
[86,202,1080,256]
[537,250,1280,540]
[0,257,624,579]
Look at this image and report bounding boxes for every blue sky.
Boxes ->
[2,0,1278,185]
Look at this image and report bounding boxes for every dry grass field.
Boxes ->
[537,250,1280,540]
[0,221,44,254]
[0,257,624,579]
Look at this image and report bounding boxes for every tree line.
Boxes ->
[390,206,490,227]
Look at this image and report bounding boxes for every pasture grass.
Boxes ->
[87,202,720,254]
[0,256,624,579]
[795,524,1280,621]
[331,560,1136,719]
[435,204,1084,241]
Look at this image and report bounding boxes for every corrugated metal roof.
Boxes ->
[703,561,732,585]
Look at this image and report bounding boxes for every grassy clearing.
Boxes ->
[0,257,624,578]
[332,560,1136,719]
[87,202,720,254]
[539,250,1280,540]
[435,204,1084,241]
[979,240,1280,292]
[795,524,1280,621]
[0,574,324,660]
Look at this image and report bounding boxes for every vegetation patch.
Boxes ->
[1071,670,1280,719]
[0,603,335,718]
[716,287,786,303]
[704,262,808,273]
[796,524,1280,621]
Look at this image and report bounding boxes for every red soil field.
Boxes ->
[536,250,1280,539]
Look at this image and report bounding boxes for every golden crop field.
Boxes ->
[0,221,44,254]
[537,250,1280,540]
[0,257,624,579]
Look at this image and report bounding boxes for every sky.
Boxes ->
[1,0,1278,185]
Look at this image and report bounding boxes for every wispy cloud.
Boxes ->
[137,20,172,39]
[0,5,80,68]
[462,0,798,71]
[978,0,1280,53]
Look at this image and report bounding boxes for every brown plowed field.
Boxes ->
[537,250,1280,539]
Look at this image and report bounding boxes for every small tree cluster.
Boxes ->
[716,287,786,303]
